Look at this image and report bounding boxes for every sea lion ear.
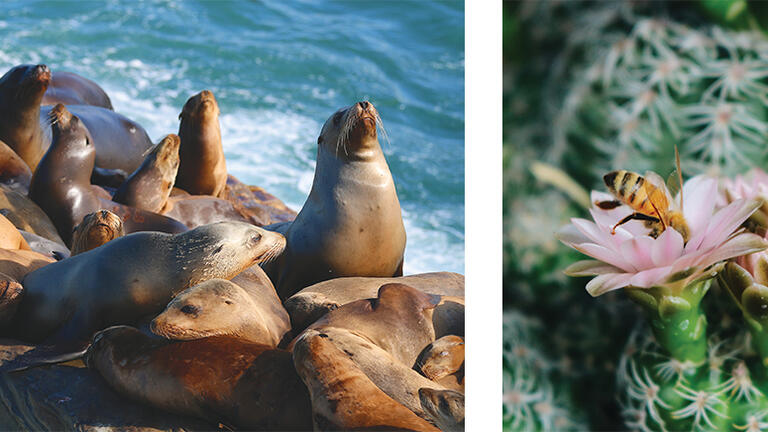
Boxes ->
[178,112,182,120]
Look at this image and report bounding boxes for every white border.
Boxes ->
[465,0,503,430]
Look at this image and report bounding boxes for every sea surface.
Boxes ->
[0,0,465,274]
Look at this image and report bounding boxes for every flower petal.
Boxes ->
[564,260,624,276]
[556,223,591,246]
[681,176,717,237]
[651,228,684,267]
[620,236,656,271]
[586,273,632,297]
[572,218,613,247]
[628,266,673,288]
[575,243,636,272]
[694,199,762,252]
[693,233,768,270]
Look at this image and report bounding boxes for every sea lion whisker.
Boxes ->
[375,113,390,149]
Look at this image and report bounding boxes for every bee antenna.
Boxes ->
[675,144,683,212]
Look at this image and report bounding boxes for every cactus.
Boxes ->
[557,19,768,187]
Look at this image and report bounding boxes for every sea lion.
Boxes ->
[285,272,464,331]
[8,221,285,357]
[112,134,179,213]
[85,325,312,430]
[42,70,113,109]
[19,230,70,260]
[263,101,406,299]
[0,272,23,328]
[221,175,296,226]
[0,213,30,251]
[0,64,50,170]
[0,248,55,282]
[292,329,440,432]
[415,335,465,392]
[70,210,124,255]
[0,187,64,245]
[151,273,290,347]
[29,104,186,246]
[160,195,259,229]
[419,388,465,432]
[0,139,31,194]
[176,90,226,197]
[39,103,153,173]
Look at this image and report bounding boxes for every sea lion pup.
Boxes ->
[415,335,465,392]
[419,388,465,432]
[85,325,312,431]
[0,139,32,194]
[0,213,30,251]
[42,70,113,109]
[0,64,50,170]
[70,210,124,255]
[151,274,290,347]
[29,104,187,246]
[176,90,227,197]
[292,329,440,432]
[263,101,406,300]
[112,134,180,213]
[3,222,285,372]
[285,272,464,331]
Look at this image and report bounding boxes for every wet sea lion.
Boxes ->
[160,195,257,229]
[8,222,285,364]
[285,272,464,331]
[112,134,179,213]
[70,210,124,255]
[85,326,312,430]
[419,388,465,432]
[0,139,32,194]
[263,101,406,299]
[0,64,50,170]
[292,329,439,432]
[29,104,186,246]
[42,70,113,109]
[39,103,153,173]
[151,273,290,347]
[176,90,226,197]
[0,213,30,251]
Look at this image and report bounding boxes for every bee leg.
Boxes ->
[611,213,660,235]
[595,200,622,210]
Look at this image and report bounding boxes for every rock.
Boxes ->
[222,175,296,226]
[0,341,215,431]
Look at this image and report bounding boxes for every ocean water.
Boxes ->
[0,0,465,274]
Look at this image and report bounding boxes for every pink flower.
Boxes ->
[558,176,767,296]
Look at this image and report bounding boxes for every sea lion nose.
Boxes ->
[100,210,108,218]
[358,101,369,111]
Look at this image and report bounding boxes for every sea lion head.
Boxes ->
[71,210,125,255]
[47,104,95,159]
[179,90,220,122]
[0,64,51,107]
[173,222,287,286]
[150,278,254,340]
[146,133,181,190]
[318,101,383,160]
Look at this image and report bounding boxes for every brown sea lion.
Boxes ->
[160,194,262,229]
[85,325,312,430]
[5,221,285,372]
[0,139,32,194]
[285,272,464,331]
[0,272,23,328]
[0,186,64,245]
[292,329,440,432]
[263,101,406,299]
[0,64,50,170]
[39,103,153,173]
[29,104,186,246]
[112,134,180,213]
[419,388,465,432]
[0,213,30,251]
[176,90,227,197]
[42,70,113,110]
[415,335,465,392]
[0,249,54,284]
[222,175,296,225]
[151,272,290,347]
[70,210,124,255]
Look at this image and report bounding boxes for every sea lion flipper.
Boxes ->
[0,339,89,372]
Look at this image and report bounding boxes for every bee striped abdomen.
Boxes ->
[604,170,656,214]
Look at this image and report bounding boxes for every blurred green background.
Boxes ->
[503,1,768,430]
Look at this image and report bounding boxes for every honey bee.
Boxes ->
[595,149,690,242]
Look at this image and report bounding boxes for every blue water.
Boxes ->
[0,0,465,274]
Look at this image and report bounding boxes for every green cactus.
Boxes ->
[558,19,768,187]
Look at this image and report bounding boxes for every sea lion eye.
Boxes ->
[251,234,262,243]
[224,300,233,305]
[180,305,200,316]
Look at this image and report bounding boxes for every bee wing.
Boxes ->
[665,170,682,210]
[643,171,672,215]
